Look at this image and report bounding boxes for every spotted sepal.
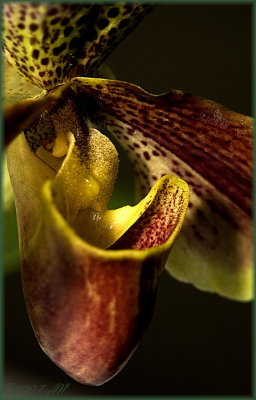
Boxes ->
[3,3,153,89]
[72,77,253,301]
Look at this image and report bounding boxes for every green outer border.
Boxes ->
[252,1,256,399]
[1,1,254,399]
[0,396,254,400]
[0,7,3,400]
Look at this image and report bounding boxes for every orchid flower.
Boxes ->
[3,2,252,387]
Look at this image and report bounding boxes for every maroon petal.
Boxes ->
[72,78,252,300]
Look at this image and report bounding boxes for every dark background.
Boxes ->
[4,4,252,397]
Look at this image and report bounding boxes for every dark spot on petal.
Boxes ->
[17,35,24,42]
[53,42,67,56]
[56,66,62,77]
[143,151,150,161]
[39,71,45,77]
[18,23,25,29]
[29,66,35,72]
[29,23,38,32]
[109,27,117,36]
[85,28,97,41]
[64,26,73,37]
[41,57,49,65]
[47,7,58,16]
[98,18,109,30]
[185,171,193,178]
[107,7,119,18]
[32,49,39,59]
[77,15,89,26]
[50,17,60,25]
[69,37,80,50]
[139,108,147,115]
[118,19,129,29]
[61,17,69,26]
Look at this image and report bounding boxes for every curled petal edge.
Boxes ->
[22,173,189,385]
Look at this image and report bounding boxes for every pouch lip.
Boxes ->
[37,175,189,262]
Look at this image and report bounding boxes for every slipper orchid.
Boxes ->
[3,2,252,386]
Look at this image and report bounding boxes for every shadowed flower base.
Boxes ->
[7,126,189,385]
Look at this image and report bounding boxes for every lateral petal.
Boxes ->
[72,77,252,300]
